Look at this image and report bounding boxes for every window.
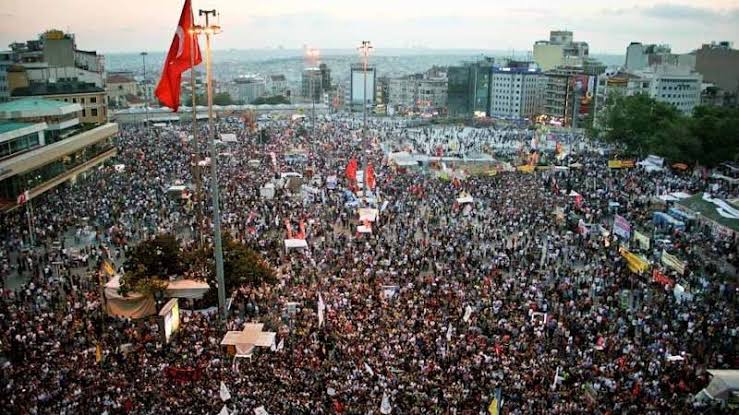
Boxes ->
[90,96,96,103]
[72,98,77,103]
[82,109,86,117]
[91,108,98,117]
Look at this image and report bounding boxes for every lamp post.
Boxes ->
[358,41,373,130]
[140,52,149,130]
[193,9,227,320]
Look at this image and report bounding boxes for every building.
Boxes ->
[447,58,495,117]
[694,42,739,99]
[543,66,596,127]
[349,63,376,112]
[10,79,108,124]
[0,97,118,211]
[301,68,323,102]
[624,42,695,71]
[489,61,545,119]
[226,76,266,104]
[105,72,138,108]
[386,73,447,113]
[319,63,331,92]
[533,30,589,71]
[0,51,12,102]
[267,74,288,97]
[635,65,703,114]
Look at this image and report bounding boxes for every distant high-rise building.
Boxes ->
[267,74,288,97]
[625,42,649,71]
[319,63,331,92]
[489,61,545,119]
[0,51,12,102]
[387,73,447,113]
[227,76,265,104]
[543,66,596,127]
[694,42,739,96]
[301,68,322,102]
[533,30,589,71]
[447,58,494,117]
[349,63,376,112]
[624,42,695,71]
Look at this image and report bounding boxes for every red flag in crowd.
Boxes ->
[16,190,29,206]
[345,158,358,182]
[365,163,376,190]
[154,0,202,112]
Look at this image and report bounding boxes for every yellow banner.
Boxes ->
[661,250,686,274]
[608,160,636,169]
[620,247,649,274]
[517,165,535,173]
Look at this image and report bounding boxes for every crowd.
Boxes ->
[0,114,736,414]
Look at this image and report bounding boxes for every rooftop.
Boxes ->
[678,194,739,233]
[107,74,136,84]
[0,97,82,118]
[270,75,286,82]
[11,81,104,97]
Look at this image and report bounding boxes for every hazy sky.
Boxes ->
[1,0,738,54]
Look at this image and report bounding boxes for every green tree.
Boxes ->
[252,95,290,105]
[183,92,235,106]
[120,234,186,296]
[690,105,739,166]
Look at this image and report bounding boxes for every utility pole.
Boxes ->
[358,41,373,130]
[140,52,149,130]
[194,9,226,320]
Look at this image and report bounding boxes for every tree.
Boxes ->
[183,92,235,106]
[690,106,739,166]
[252,95,290,105]
[120,234,186,296]
[185,234,276,307]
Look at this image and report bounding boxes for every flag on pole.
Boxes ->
[364,362,374,376]
[487,387,502,415]
[16,190,29,206]
[365,163,376,190]
[551,366,565,390]
[219,381,231,401]
[276,338,284,351]
[218,405,229,415]
[317,292,325,327]
[380,391,392,414]
[345,158,358,182]
[462,305,473,323]
[154,0,202,111]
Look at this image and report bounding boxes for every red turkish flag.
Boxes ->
[155,0,201,112]
[365,163,376,190]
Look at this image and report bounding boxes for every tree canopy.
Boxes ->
[597,93,739,167]
[252,95,290,105]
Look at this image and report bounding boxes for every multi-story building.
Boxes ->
[0,51,12,102]
[267,74,289,97]
[694,42,739,101]
[635,65,702,114]
[105,72,138,108]
[489,62,545,119]
[226,76,266,104]
[533,30,589,71]
[349,63,376,112]
[543,66,597,127]
[10,79,108,124]
[447,58,495,117]
[0,97,118,210]
[301,68,322,102]
[319,63,331,92]
[624,42,695,71]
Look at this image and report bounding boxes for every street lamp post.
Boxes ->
[305,48,319,138]
[358,41,373,130]
[140,52,149,130]
[194,9,227,320]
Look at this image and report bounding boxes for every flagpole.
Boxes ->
[197,8,227,320]
[189,13,203,245]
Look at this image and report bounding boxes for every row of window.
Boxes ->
[0,132,40,160]
[62,96,98,104]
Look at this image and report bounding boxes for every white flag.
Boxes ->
[317,292,326,328]
[218,405,229,415]
[254,406,269,415]
[276,338,284,351]
[270,338,277,352]
[446,324,453,341]
[220,381,231,401]
[551,366,564,391]
[462,305,472,323]
[380,391,392,414]
[364,362,374,376]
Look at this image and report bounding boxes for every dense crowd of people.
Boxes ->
[0,114,736,414]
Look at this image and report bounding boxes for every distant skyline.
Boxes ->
[1,0,738,55]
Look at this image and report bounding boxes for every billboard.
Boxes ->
[572,74,594,114]
[351,69,375,105]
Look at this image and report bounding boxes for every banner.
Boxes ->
[652,269,674,287]
[619,247,649,274]
[633,230,650,250]
[613,215,632,240]
[608,160,635,169]
[517,165,535,173]
[661,250,686,275]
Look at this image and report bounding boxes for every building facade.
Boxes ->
[0,51,12,102]
[105,72,138,108]
[489,62,545,119]
[0,97,118,211]
[227,76,266,104]
[301,68,323,102]
[447,58,494,117]
[694,42,739,98]
[267,74,288,97]
[533,30,589,71]
[349,63,376,112]
[387,74,447,113]
[636,65,703,114]
[10,80,108,124]
[543,66,596,127]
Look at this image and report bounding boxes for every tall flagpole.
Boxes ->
[190,14,202,244]
[196,9,227,320]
